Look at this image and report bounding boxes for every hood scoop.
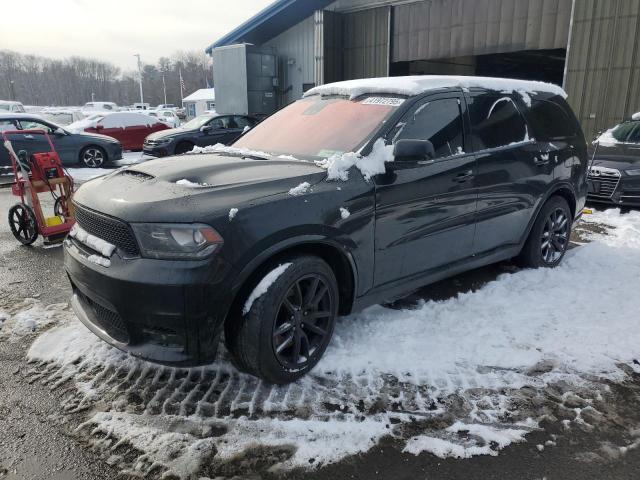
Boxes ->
[120,169,155,181]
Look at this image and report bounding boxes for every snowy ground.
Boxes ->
[66,151,152,183]
[3,209,639,478]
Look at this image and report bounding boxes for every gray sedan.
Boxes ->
[0,113,122,173]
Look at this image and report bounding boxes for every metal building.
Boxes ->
[206,0,640,138]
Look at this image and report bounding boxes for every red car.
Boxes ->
[68,112,169,151]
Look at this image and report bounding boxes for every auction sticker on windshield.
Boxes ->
[362,97,405,107]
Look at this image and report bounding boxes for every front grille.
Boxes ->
[74,203,139,256]
[588,175,620,198]
[77,290,129,344]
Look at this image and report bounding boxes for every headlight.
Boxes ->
[131,223,223,260]
[151,138,172,146]
[626,169,640,176]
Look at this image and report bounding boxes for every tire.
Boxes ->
[80,146,107,168]
[517,196,572,269]
[8,203,38,246]
[225,255,339,384]
[175,142,194,155]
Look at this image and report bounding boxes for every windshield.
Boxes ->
[0,104,10,111]
[610,122,639,142]
[233,95,402,159]
[182,114,214,129]
[42,113,73,125]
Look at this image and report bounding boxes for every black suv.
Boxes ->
[588,116,640,206]
[143,113,257,157]
[64,76,587,384]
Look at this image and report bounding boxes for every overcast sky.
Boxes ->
[0,0,273,71]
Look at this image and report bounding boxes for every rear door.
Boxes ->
[373,92,478,287]
[468,92,553,254]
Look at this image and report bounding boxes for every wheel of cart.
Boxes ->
[1,129,75,246]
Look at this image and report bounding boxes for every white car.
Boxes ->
[146,109,180,128]
[40,109,85,126]
[81,101,119,114]
[0,100,26,113]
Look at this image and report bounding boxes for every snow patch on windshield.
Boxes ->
[288,182,311,196]
[315,138,394,181]
[228,208,239,221]
[339,207,351,219]
[243,263,292,315]
[305,75,567,100]
[596,128,620,146]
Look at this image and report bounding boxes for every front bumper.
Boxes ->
[587,174,640,206]
[64,237,233,366]
[143,143,171,157]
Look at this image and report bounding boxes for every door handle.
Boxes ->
[453,171,474,183]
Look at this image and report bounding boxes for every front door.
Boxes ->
[374,93,478,287]
[197,116,242,147]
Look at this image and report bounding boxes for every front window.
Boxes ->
[233,95,402,159]
[610,122,640,143]
[182,114,214,130]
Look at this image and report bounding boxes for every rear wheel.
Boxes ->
[225,255,339,384]
[175,142,194,155]
[80,146,106,168]
[8,203,38,245]
[517,196,572,268]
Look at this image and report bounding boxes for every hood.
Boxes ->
[73,154,327,223]
[146,127,190,141]
[73,131,121,144]
[591,143,640,170]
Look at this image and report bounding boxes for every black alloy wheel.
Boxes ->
[541,208,570,264]
[8,203,38,245]
[272,274,334,370]
[225,255,339,384]
[517,195,572,268]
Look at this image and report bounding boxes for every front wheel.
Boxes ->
[517,196,572,268]
[225,255,339,384]
[8,203,38,245]
[80,146,106,168]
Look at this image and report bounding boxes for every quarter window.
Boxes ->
[468,95,529,150]
[390,98,465,159]
[529,100,577,140]
[627,123,640,144]
[234,116,253,129]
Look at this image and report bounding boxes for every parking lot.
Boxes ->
[1,183,640,479]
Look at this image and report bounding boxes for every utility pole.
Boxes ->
[134,53,144,104]
[91,92,95,102]
[162,73,167,105]
[9,80,15,101]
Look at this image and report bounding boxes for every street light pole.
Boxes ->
[134,53,144,105]
[162,73,167,105]
[9,80,15,101]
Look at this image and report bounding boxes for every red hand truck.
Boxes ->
[2,129,75,246]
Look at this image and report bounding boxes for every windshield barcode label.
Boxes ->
[362,97,405,106]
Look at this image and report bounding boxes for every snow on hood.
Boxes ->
[315,138,394,181]
[304,75,567,100]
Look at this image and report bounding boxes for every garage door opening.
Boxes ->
[390,49,567,86]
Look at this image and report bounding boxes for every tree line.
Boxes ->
[0,50,213,107]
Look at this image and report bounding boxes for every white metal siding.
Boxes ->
[265,16,316,106]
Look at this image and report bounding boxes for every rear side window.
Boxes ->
[390,98,465,159]
[468,96,529,150]
[627,123,640,143]
[528,100,577,140]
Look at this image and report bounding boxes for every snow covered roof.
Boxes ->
[0,112,43,121]
[304,75,567,100]
[632,112,640,121]
[183,88,215,102]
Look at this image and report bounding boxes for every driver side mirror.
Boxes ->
[200,125,214,133]
[54,127,66,136]
[393,139,435,162]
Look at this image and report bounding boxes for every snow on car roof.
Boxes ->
[0,112,43,120]
[304,75,567,100]
[632,112,640,121]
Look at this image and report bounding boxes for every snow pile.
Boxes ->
[243,263,292,314]
[0,300,68,340]
[69,224,116,257]
[315,138,393,181]
[24,209,640,476]
[305,75,567,100]
[288,182,311,196]
[87,255,111,268]
[339,207,351,219]
[176,178,210,188]
[228,208,238,221]
[187,143,270,159]
[632,112,640,120]
[596,128,619,146]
